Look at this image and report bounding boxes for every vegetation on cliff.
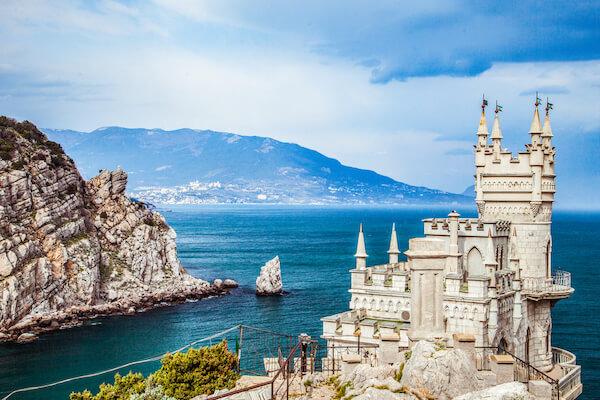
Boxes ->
[70,341,240,400]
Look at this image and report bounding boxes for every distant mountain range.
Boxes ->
[43,127,471,205]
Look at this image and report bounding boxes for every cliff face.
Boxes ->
[0,117,213,334]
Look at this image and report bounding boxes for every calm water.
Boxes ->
[0,206,597,399]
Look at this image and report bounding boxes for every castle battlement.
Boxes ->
[321,98,582,399]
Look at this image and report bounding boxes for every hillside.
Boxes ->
[0,117,224,340]
[43,127,471,205]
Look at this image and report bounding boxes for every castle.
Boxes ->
[321,99,582,399]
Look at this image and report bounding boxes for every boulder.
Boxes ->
[353,387,415,400]
[0,332,10,341]
[213,279,223,288]
[454,382,532,400]
[256,256,283,295]
[17,332,38,343]
[400,340,486,400]
[223,279,238,288]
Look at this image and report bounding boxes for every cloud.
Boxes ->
[0,1,597,206]
[519,86,570,96]
[155,165,172,171]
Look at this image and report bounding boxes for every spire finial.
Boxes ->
[355,223,368,267]
[495,100,502,114]
[485,228,498,266]
[535,91,542,108]
[542,102,554,139]
[477,98,489,136]
[529,103,543,134]
[388,223,400,263]
[491,112,503,140]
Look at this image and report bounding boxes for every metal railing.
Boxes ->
[522,270,572,295]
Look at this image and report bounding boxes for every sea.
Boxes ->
[0,206,597,400]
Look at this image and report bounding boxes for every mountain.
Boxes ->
[462,185,475,197]
[0,117,225,339]
[43,127,471,205]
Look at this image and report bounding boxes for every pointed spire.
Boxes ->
[529,107,543,134]
[477,109,489,136]
[491,114,503,139]
[355,223,368,258]
[542,110,553,138]
[387,223,400,264]
[485,229,498,266]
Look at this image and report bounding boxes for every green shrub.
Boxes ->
[70,372,147,400]
[395,362,404,382]
[151,340,240,399]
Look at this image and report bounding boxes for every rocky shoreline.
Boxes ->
[0,278,239,343]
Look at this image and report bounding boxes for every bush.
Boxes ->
[70,372,147,400]
[152,340,240,399]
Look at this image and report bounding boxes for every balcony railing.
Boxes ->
[522,270,573,298]
[552,347,583,400]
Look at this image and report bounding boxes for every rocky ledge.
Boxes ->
[0,117,235,342]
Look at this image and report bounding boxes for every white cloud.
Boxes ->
[155,165,172,171]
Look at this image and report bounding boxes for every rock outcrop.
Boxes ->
[256,256,282,295]
[400,340,486,400]
[0,117,225,340]
[454,382,532,400]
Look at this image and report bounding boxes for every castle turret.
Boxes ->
[491,113,503,158]
[529,106,543,147]
[542,109,553,147]
[387,223,400,264]
[476,108,489,149]
[355,223,368,269]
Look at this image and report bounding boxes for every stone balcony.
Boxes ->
[552,347,583,400]
[522,270,573,300]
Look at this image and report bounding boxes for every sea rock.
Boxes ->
[223,279,238,288]
[0,332,10,341]
[213,279,223,288]
[0,119,215,338]
[256,256,283,295]
[454,382,532,400]
[17,332,38,343]
[400,340,486,400]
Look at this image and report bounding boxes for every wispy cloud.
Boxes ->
[155,165,172,171]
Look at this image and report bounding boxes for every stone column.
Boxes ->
[447,211,461,274]
[406,238,448,343]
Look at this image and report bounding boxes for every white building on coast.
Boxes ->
[321,99,582,399]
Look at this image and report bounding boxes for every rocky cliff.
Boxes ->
[0,117,222,339]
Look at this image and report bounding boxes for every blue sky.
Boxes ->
[0,1,599,207]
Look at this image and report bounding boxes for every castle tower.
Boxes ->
[473,99,555,224]
[355,223,368,269]
[387,223,400,264]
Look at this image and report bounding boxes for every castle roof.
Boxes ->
[355,223,368,258]
[491,114,503,139]
[529,107,543,134]
[387,223,400,255]
[477,109,489,136]
[542,111,554,138]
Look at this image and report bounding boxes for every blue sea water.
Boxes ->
[0,206,597,399]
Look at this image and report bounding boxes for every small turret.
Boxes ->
[542,109,553,147]
[355,223,368,269]
[529,97,543,146]
[491,113,503,157]
[387,223,400,264]
[476,108,489,148]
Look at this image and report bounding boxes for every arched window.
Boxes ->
[499,338,508,354]
[466,247,484,277]
[526,328,532,363]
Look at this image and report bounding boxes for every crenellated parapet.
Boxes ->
[474,98,555,223]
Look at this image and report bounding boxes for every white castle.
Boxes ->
[321,99,582,399]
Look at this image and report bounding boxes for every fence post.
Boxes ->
[299,334,310,376]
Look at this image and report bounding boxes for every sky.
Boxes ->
[0,0,599,207]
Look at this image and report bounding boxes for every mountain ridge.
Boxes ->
[43,126,471,205]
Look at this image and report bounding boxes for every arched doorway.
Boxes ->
[466,247,484,278]
[499,337,508,354]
